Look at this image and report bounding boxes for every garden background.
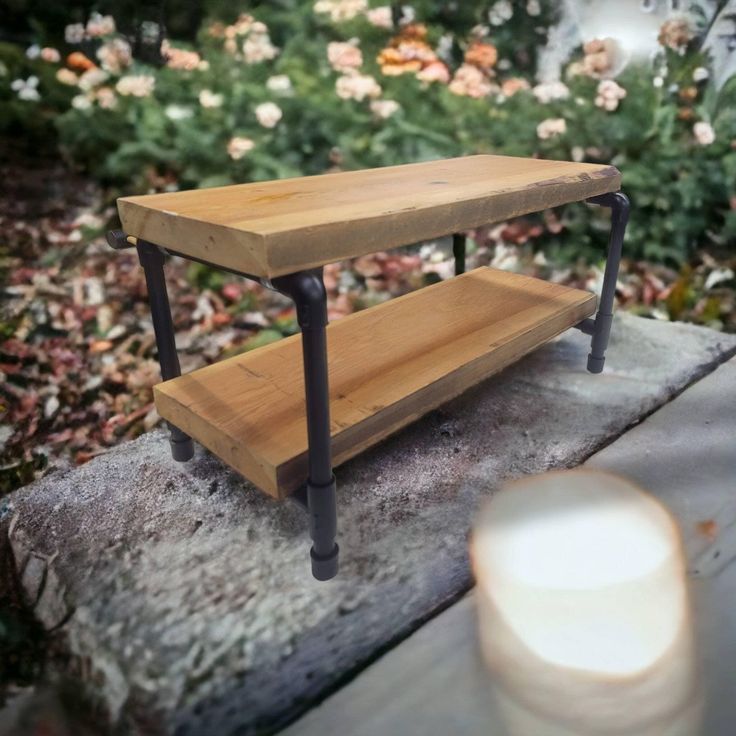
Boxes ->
[1,0,736,500]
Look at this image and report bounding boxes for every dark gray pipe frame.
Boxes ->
[453,233,466,275]
[577,191,630,373]
[271,270,339,581]
[134,239,195,462]
[106,229,338,580]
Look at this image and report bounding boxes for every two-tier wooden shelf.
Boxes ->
[110,155,629,580]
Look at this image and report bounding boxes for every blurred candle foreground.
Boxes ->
[471,469,702,736]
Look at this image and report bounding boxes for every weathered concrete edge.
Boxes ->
[178,319,736,735]
[279,356,736,736]
[266,331,736,734]
[2,315,736,736]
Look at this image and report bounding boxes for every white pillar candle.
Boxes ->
[471,469,701,735]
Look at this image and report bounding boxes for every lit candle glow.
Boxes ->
[472,469,702,735]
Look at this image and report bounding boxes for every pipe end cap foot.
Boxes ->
[170,437,195,462]
[311,544,339,581]
[587,354,605,374]
[106,230,130,250]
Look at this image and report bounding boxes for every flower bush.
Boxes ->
[2,1,736,266]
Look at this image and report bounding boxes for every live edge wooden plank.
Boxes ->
[118,155,619,278]
[154,267,596,499]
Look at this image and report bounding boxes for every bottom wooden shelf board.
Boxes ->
[154,267,596,498]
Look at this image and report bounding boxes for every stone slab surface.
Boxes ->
[282,574,736,736]
[586,357,736,578]
[283,358,736,736]
[2,314,735,735]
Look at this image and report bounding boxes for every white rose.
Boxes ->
[536,117,567,140]
[64,23,86,44]
[115,75,156,97]
[243,33,279,63]
[56,68,79,86]
[489,0,513,26]
[370,99,400,119]
[692,67,709,82]
[199,89,224,108]
[255,101,283,128]
[532,81,570,104]
[11,76,40,102]
[366,6,393,29]
[86,12,116,38]
[693,121,715,146]
[227,136,255,160]
[594,79,627,112]
[95,87,117,110]
[327,41,363,73]
[266,75,292,94]
[78,68,109,92]
[335,72,381,101]
[72,94,92,110]
[40,47,61,63]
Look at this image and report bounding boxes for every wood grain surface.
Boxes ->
[154,267,596,498]
[118,155,620,277]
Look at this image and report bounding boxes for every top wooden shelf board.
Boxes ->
[117,154,620,278]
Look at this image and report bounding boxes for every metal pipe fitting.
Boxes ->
[272,269,339,580]
[584,191,630,373]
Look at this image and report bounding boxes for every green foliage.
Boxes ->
[4,2,736,263]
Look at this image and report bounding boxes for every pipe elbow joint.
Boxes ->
[608,191,630,224]
[587,191,630,219]
[273,271,328,330]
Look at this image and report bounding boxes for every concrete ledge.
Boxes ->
[282,357,736,736]
[2,314,735,735]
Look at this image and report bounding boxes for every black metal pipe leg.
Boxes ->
[584,192,630,374]
[136,239,194,462]
[453,233,466,276]
[273,270,339,581]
